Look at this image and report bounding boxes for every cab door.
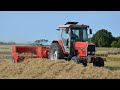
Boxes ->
[61,28,70,53]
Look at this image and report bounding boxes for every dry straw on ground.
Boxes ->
[106,55,120,61]
[0,59,120,79]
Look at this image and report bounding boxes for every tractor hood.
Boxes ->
[74,42,94,49]
[74,42,95,57]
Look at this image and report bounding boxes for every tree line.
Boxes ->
[91,29,120,47]
[0,29,119,47]
[32,39,48,46]
[0,39,48,46]
[0,42,16,45]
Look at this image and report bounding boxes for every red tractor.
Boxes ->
[48,22,104,67]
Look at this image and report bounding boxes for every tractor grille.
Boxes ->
[87,45,95,55]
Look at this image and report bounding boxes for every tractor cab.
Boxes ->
[58,22,92,54]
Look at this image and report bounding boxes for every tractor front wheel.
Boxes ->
[82,59,87,67]
[93,57,104,67]
[71,56,87,67]
[71,56,79,64]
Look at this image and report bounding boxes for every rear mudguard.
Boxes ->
[52,40,66,54]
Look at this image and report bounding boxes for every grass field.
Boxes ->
[0,45,120,79]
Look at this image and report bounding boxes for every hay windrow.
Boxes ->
[106,55,120,61]
[0,59,120,79]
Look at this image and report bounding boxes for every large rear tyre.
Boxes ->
[93,57,104,67]
[49,43,64,60]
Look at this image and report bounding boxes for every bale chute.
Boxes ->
[12,46,49,63]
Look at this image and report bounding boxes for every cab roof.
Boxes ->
[58,22,89,29]
[58,24,88,28]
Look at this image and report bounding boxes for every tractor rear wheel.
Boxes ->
[49,43,64,60]
[93,57,104,67]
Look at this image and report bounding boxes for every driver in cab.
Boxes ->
[71,30,78,41]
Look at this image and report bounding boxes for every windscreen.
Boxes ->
[71,28,88,42]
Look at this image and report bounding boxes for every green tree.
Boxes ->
[111,41,118,47]
[116,39,120,47]
[111,36,120,47]
[34,39,48,46]
[115,36,120,41]
[91,29,114,47]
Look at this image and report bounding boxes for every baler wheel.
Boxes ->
[12,57,15,63]
[17,57,24,62]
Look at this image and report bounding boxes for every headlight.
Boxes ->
[92,52,95,54]
[88,51,90,54]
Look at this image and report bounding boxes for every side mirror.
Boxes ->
[90,29,92,34]
[56,29,60,31]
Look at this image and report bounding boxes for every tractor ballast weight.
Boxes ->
[12,46,49,62]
